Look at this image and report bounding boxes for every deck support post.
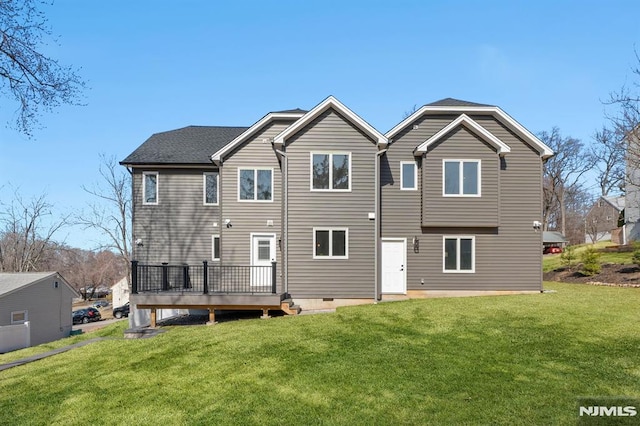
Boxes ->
[150,308,157,328]
[261,308,270,319]
[207,307,216,325]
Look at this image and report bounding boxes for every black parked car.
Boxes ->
[92,300,109,309]
[112,302,130,319]
[73,307,102,324]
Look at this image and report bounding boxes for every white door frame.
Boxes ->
[250,233,276,287]
[381,238,407,294]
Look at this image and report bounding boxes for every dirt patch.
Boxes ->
[544,263,640,288]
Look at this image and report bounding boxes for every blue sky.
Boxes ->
[1,0,639,249]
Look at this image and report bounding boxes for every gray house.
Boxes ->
[121,96,553,326]
[0,272,79,352]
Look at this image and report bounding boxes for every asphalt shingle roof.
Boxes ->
[426,98,494,107]
[0,272,57,297]
[120,126,250,165]
[273,108,308,114]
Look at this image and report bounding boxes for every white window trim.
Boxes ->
[442,159,481,197]
[212,235,220,261]
[142,171,159,205]
[237,168,274,202]
[11,310,28,324]
[400,161,418,191]
[203,172,219,206]
[312,227,349,259]
[443,236,476,273]
[309,152,352,192]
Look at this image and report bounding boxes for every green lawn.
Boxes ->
[543,241,635,272]
[1,282,639,425]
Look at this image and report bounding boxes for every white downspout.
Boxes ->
[375,148,388,302]
[275,149,287,294]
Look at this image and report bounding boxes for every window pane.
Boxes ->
[12,312,25,323]
[205,173,218,204]
[402,163,415,189]
[213,237,220,260]
[257,170,272,200]
[239,169,255,200]
[315,230,329,256]
[444,238,457,270]
[258,240,271,261]
[463,162,478,195]
[444,162,459,195]
[333,154,350,190]
[312,154,329,189]
[144,174,157,203]
[332,230,346,257]
[460,238,473,270]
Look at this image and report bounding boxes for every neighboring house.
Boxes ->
[110,277,130,308]
[584,195,624,243]
[0,272,79,352]
[121,96,553,327]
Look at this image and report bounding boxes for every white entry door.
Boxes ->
[381,239,406,294]
[251,234,276,287]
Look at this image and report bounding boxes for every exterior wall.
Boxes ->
[286,109,377,298]
[111,277,130,308]
[219,119,296,290]
[381,113,543,291]
[422,127,499,227]
[132,167,219,264]
[0,276,74,347]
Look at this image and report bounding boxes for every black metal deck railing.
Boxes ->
[131,260,277,295]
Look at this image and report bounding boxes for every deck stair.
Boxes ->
[280,298,301,315]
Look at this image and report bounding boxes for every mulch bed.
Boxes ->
[544,263,640,288]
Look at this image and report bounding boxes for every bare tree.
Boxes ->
[0,0,85,137]
[590,125,625,196]
[76,155,132,284]
[539,127,591,236]
[0,189,69,272]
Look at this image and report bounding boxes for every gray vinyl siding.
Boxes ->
[132,168,219,264]
[0,277,75,346]
[422,127,499,227]
[381,114,543,291]
[219,119,296,289]
[286,109,376,298]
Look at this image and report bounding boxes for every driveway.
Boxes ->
[73,317,127,333]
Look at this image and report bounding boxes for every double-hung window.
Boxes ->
[142,172,158,205]
[311,153,351,191]
[313,228,348,259]
[204,172,219,205]
[401,161,417,190]
[443,236,475,273]
[443,160,480,196]
[238,168,273,201]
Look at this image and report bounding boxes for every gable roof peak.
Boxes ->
[425,98,494,107]
[273,96,388,146]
